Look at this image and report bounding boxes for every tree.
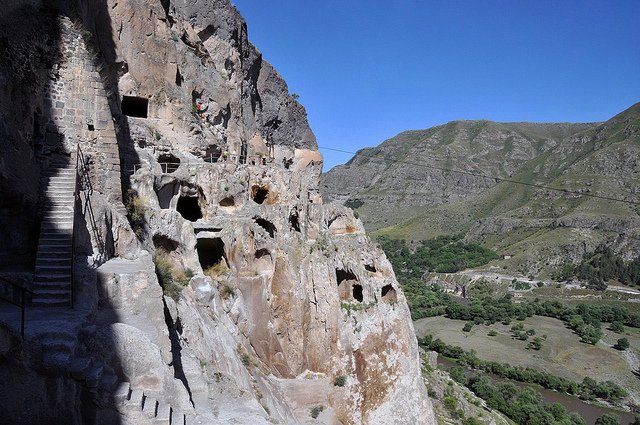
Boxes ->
[595,413,620,425]
[609,321,624,333]
[614,337,629,351]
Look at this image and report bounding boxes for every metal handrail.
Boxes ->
[72,145,81,309]
[0,276,34,338]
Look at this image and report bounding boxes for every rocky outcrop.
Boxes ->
[0,0,435,424]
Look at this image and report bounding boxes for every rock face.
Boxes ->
[320,108,640,275]
[0,0,435,424]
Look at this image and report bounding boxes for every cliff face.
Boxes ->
[0,1,434,424]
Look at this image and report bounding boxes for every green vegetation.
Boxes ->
[614,337,629,351]
[334,375,347,387]
[419,334,628,404]
[125,189,146,238]
[154,249,193,300]
[396,277,640,343]
[555,246,640,289]
[378,235,496,319]
[310,405,324,419]
[379,235,498,275]
[595,414,621,425]
[466,375,587,425]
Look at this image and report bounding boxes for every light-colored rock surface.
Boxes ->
[0,0,435,424]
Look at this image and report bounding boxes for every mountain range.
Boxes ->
[321,103,640,276]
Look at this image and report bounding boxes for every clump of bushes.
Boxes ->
[154,249,193,300]
[125,189,146,238]
[310,405,324,419]
[334,375,347,387]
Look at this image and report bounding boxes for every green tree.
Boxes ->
[595,413,620,425]
[614,337,629,351]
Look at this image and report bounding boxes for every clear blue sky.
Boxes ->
[232,0,640,171]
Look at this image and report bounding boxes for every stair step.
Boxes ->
[35,252,72,260]
[114,382,131,404]
[125,389,144,409]
[32,289,70,299]
[35,265,71,273]
[33,275,71,283]
[156,404,171,425]
[32,283,70,292]
[36,259,72,266]
[142,397,157,418]
[32,299,70,307]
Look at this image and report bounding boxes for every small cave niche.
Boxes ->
[336,268,359,302]
[219,196,235,207]
[251,185,269,204]
[122,95,149,118]
[175,66,183,87]
[289,209,301,232]
[253,217,276,238]
[381,284,397,304]
[87,123,95,132]
[352,284,364,303]
[177,196,202,222]
[204,144,222,163]
[158,153,180,173]
[156,182,179,209]
[196,237,227,270]
[336,269,358,285]
[153,234,179,252]
[365,264,377,273]
[255,248,270,259]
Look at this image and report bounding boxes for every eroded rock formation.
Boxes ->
[0,0,434,424]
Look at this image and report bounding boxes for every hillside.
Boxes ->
[321,104,640,276]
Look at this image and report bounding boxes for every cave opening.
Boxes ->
[253,217,276,238]
[219,196,235,207]
[336,269,357,285]
[153,234,179,252]
[122,95,149,118]
[251,185,269,204]
[255,248,270,259]
[289,209,300,232]
[204,144,222,163]
[196,237,227,270]
[381,284,397,303]
[352,284,364,303]
[158,153,180,173]
[365,264,377,273]
[177,196,202,222]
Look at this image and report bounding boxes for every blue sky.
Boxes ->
[232,0,640,171]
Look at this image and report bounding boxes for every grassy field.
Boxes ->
[414,315,640,406]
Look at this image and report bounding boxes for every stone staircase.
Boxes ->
[113,382,189,425]
[33,160,77,306]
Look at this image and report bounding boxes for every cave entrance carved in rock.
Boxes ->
[196,237,227,271]
[177,196,202,222]
[122,95,149,118]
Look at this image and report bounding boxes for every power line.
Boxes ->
[318,145,640,206]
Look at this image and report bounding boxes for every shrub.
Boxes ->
[204,261,229,279]
[488,330,498,337]
[310,405,324,419]
[614,337,629,351]
[154,249,192,300]
[334,375,347,387]
[462,322,474,332]
[125,189,146,238]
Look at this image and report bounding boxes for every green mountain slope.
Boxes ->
[320,103,640,276]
